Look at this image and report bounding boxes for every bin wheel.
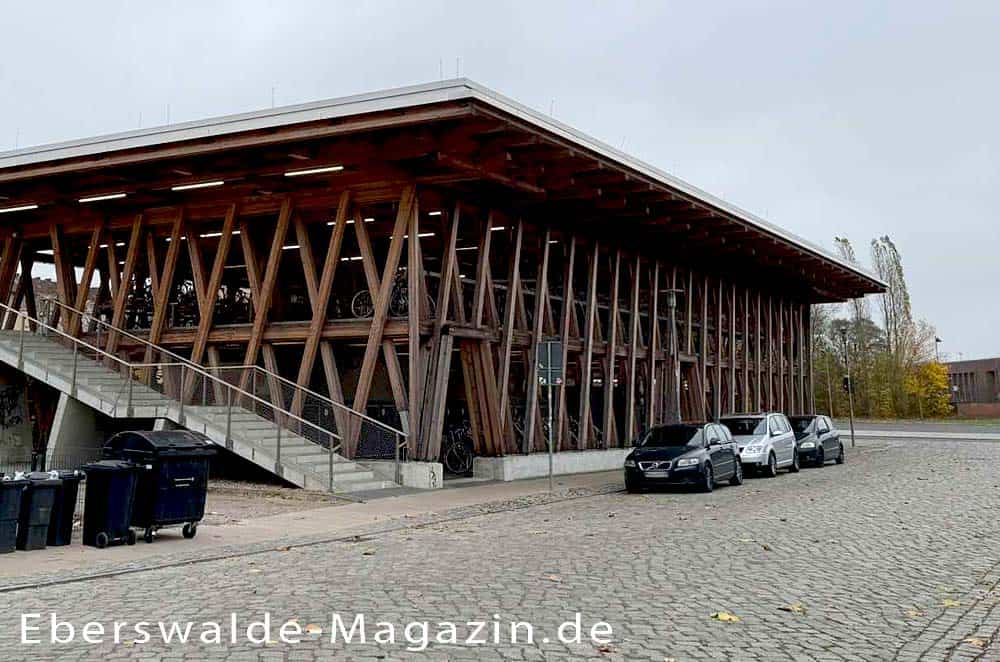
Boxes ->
[126,530,137,546]
[95,532,109,549]
[143,528,154,544]
[183,523,198,539]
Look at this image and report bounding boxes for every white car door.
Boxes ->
[767,416,787,464]
[780,415,795,462]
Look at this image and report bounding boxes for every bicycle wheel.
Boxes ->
[351,290,374,318]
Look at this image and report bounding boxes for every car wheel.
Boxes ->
[729,460,744,486]
[789,450,800,473]
[700,464,714,492]
[625,477,641,494]
[815,448,825,467]
[836,444,845,464]
[764,452,778,478]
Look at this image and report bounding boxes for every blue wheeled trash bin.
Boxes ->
[0,476,27,553]
[81,460,140,548]
[103,431,215,543]
[47,470,85,546]
[17,473,61,551]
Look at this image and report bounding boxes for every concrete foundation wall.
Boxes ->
[473,449,630,482]
[45,393,103,465]
[366,460,443,489]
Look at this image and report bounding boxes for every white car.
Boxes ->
[719,413,799,477]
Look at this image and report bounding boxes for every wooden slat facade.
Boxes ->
[0,83,883,461]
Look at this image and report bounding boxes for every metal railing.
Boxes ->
[0,299,407,489]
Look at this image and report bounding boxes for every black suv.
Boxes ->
[624,423,743,493]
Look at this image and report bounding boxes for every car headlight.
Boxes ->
[675,458,699,467]
[799,441,815,449]
[624,459,636,468]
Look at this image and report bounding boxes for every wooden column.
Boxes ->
[106,215,143,356]
[578,240,600,449]
[767,295,774,410]
[351,187,415,436]
[524,229,551,453]
[406,195,425,453]
[189,205,237,368]
[699,276,708,420]
[729,283,736,414]
[625,256,641,442]
[602,250,621,446]
[646,261,660,430]
[496,220,524,445]
[555,237,576,451]
[421,202,462,460]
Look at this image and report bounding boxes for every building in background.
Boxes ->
[947,358,1000,417]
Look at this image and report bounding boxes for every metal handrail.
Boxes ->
[38,296,406,437]
[0,302,336,444]
[0,301,382,491]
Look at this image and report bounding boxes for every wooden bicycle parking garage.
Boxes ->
[0,80,884,475]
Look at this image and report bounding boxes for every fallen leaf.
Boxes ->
[305,624,323,634]
[963,637,988,648]
[761,543,772,551]
[905,609,925,618]
[362,549,376,556]
[778,603,806,614]
[942,599,961,608]
[547,575,561,583]
[597,644,614,653]
[711,611,741,623]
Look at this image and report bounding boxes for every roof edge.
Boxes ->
[0,77,884,290]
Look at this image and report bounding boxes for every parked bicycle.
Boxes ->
[351,269,435,319]
[440,410,475,475]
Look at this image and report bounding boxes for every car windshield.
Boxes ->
[720,418,766,436]
[639,425,704,448]
[789,417,815,433]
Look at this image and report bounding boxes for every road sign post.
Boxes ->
[537,338,563,492]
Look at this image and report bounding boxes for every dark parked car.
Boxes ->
[624,423,743,493]
[789,415,844,467]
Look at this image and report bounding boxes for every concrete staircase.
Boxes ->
[0,330,395,494]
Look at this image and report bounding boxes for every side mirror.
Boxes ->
[709,438,721,447]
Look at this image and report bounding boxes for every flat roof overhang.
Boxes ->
[0,78,884,303]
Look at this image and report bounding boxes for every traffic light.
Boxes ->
[842,376,853,394]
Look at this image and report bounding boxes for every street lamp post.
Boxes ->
[935,336,942,362]
[840,327,856,449]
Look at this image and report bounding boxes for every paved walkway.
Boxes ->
[0,470,620,588]
[4,436,1000,660]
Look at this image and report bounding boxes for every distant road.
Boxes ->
[833,418,1000,440]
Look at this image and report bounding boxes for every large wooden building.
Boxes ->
[0,79,884,469]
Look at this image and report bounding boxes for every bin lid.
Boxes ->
[82,459,142,473]
[104,430,217,458]
[25,472,62,486]
[0,476,28,488]
[47,469,85,481]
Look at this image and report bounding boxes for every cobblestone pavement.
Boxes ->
[2,437,1000,661]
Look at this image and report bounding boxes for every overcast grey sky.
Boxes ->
[1,1,996,359]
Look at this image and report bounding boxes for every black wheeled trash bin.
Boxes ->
[103,431,215,543]
[0,476,27,553]
[81,460,140,548]
[17,472,62,551]
[47,470,85,546]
